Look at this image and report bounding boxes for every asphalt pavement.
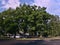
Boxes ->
[0,39,60,45]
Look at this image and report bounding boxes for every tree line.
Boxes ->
[0,4,60,38]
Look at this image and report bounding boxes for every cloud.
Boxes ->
[33,0,50,7]
[1,0,20,9]
[33,0,60,16]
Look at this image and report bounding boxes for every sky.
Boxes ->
[0,0,60,16]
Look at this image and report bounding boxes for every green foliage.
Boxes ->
[0,4,60,38]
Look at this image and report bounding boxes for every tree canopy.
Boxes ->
[0,4,60,38]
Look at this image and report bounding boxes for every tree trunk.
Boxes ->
[14,34,16,38]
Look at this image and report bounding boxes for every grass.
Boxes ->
[16,36,60,41]
[16,38,41,40]
[0,36,60,41]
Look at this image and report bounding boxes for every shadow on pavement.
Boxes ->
[12,40,47,45]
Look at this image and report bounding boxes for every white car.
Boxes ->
[15,36,20,38]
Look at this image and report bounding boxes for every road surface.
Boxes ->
[0,39,60,45]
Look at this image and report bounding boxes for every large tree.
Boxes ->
[0,4,60,38]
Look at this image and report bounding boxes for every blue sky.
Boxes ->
[0,0,60,16]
